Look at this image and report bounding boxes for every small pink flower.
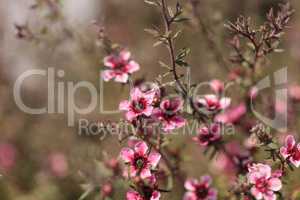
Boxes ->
[102,50,140,83]
[210,79,224,94]
[152,97,186,132]
[193,123,221,146]
[48,152,69,178]
[183,175,217,200]
[120,141,161,179]
[215,103,246,124]
[289,84,300,101]
[0,143,17,173]
[280,135,300,168]
[196,95,231,114]
[119,88,155,121]
[126,190,160,200]
[247,163,282,200]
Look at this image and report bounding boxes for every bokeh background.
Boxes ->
[1,0,300,199]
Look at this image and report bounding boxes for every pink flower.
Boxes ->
[193,123,221,146]
[280,135,300,168]
[0,143,17,173]
[247,163,282,200]
[152,97,186,132]
[48,152,69,178]
[215,103,246,124]
[183,175,217,200]
[102,50,140,83]
[210,79,224,94]
[289,84,300,101]
[120,141,161,179]
[126,190,160,200]
[196,95,231,114]
[119,88,155,121]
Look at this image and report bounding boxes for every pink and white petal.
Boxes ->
[197,98,208,107]
[290,157,300,168]
[103,56,115,68]
[170,97,184,112]
[285,135,295,149]
[101,70,115,81]
[140,167,152,179]
[162,122,176,132]
[207,188,218,200]
[257,163,272,179]
[120,148,134,163]
[200,175,212,186]
[126,111,137,121]
[119,100,131,111]
[143,106,154,116]
[126,190,141,200]
[184,179,198,191]
[280,147,289,159]
[268,178,282,191]
[120,50,131,61]
[134,141,148,156]
[263,192,276,200]
[127,61,140,73]
[115,73,129,83]
[251,187,263,200]
[130,166,138,177]
[148,152,161,168]
[183,192,197,200]
[220,97,231,109]
[130,88,143,101]
[150,191,161,200]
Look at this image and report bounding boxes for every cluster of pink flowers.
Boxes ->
[119,86,186,132]
[247,163,282,200]
[100,47,300,200]
[102,50,140,83]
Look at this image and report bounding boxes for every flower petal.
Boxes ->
[134,141,148,155]
[126,61,140,73]
[285,135,295,149]
[115,73,129,83]
[251,187,263,200]
[184,179,198,191]
[120,148,134,163]
[148,152,161,168]
[268,178,282,191]
[140,167,152,179]
[200,175,212,186]
[119,100,130,111]
[183,192,197,200]
[150,191,161,200]
[101,70,115,81]
[219,97,231,109]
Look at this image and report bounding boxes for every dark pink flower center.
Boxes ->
[195,184,209,199]
[132,98,147,113]
[133,155,147,169]
[255,178,269,193]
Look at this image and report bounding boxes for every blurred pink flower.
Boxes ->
[183,175,217,200]
[280,135,300,168]
[102,50,140,83]
[152,97,186,132]
[289,84,300,101]
[126,190,160,200]
[196,94,231,113]
[48,152,69,178]
[215,103,246,124]
[247,163,282,200]
[0,143,17,172]
[193,123,221,146]
[120,141,161,179]
[210,79,224,94]
[119,88,155,121]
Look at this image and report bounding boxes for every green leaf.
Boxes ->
[144,28,160,37]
